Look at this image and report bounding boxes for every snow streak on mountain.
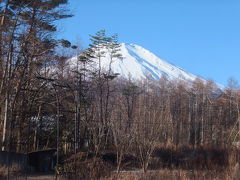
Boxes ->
[101,43,199,82]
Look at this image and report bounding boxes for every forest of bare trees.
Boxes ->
[1,0,240,179]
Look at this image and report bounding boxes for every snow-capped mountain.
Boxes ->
[57,43,223,96]
[100,43,199,82]
[66,43,224,89]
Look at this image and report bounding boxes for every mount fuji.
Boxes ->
[100,43,200,82]
[66,43,223,89]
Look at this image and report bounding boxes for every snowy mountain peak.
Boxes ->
[65,43,211,86]
[101,42,199,82]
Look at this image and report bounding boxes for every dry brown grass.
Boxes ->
[104,169,238,180]
[60,146,240,180]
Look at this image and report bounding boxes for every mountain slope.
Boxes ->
[101,43,199,82]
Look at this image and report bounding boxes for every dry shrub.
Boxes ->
[232,163,240,180]
[224,147,240,180]
[76,157,113,179]
[228,148,240,167]
[63,153,114,180]
[102,152,140,170]
[0,166,8,178]
[0,164,22,178]
[152,146,230,170]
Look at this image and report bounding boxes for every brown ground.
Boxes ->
[7,174,67,180]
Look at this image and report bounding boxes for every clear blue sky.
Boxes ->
[57,0,240,86]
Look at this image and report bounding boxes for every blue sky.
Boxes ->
[57,0,240,86]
